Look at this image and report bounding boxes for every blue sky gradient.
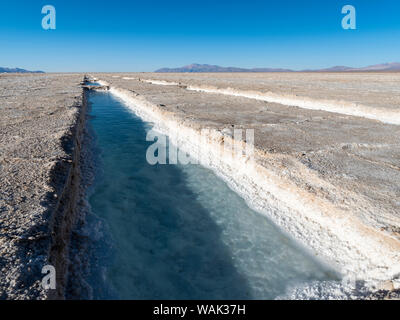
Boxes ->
[1,0,399,72]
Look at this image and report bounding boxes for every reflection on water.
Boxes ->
[85,90,338,300]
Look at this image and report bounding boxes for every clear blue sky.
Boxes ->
[1,0,399,72]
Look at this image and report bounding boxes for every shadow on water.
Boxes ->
[87,91,253,299]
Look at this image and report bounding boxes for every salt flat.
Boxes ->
[0,73,84,299]
[111,72,400,124]
[97,73,400,285]
[123,72,400,112]
[1,72,399,299]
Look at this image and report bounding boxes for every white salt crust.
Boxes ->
[140,78,400,125]
[99,79,400,291]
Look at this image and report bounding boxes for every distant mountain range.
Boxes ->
[155,62,400,73]
[155,64,292,73]
[0,67,44,73]
[303,62,400,72]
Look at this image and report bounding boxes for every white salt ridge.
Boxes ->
[142,79,400,125]
[98,79,400,297]
[142,79,179,86]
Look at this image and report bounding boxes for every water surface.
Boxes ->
[86,90,337,299]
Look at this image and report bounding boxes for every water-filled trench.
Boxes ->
[82,89,337,299]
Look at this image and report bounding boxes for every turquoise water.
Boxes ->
[84,81,102,87]
[86,90,337,300]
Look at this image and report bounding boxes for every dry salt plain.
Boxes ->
[0,72,399,299]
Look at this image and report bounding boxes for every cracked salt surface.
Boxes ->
[84,90,338,299]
